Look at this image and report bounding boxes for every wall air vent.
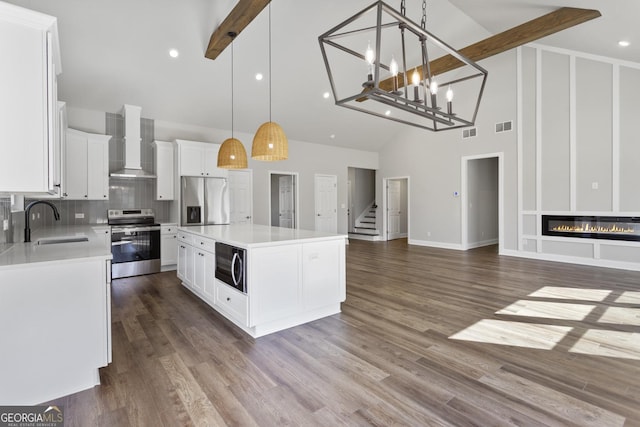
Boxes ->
[495,121,513,133]
[462,127,477,139]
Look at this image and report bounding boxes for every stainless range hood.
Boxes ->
[110,104,156,179]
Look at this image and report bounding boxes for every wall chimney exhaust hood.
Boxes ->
[110,104,156,179]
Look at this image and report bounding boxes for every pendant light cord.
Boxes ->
[268,2,272,123]
[227,31,238,139]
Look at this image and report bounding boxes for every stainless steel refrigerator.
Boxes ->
[181,176,230,226]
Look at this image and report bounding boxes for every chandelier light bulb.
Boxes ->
[446,85,453,102]
[430,78,438,95]
[411,68,420,86]
[365,41,375,65]
[390,56,399,77]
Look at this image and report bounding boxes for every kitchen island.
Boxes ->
[177,224,347,338]
[0,226,112,405]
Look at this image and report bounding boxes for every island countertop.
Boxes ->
[178,223,347,248]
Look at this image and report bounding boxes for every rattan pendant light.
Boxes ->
[252,2,288,161]
[218,32,248,169]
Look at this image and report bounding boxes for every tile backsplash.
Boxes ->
[0,112,175,244]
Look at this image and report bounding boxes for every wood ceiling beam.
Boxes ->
[205,0,271,60]
[372,7,601,94]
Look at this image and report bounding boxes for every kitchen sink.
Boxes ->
[36,236,89,245]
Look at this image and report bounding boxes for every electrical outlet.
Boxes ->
[32,213,36,221]
[75,213,85,219]
[2,219,8,231]
[591,182,599,190]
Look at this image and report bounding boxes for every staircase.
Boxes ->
[350,203,380,241]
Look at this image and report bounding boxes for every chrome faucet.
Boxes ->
[24,200,60,243]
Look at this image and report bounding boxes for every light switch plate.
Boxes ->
[75,213,85,219]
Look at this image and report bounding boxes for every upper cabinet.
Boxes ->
[153,140,175,200]
[0,3,62,194]
[63,129,110,200]
[176,139,227,178]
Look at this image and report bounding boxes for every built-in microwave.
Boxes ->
[215,242,247,293]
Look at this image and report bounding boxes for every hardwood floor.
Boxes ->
[46,240,640,426]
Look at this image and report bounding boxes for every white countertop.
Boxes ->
[179,224,347,248]
[0,225,112,269]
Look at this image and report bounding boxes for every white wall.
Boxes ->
[377,51,518,250]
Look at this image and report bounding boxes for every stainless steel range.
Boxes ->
[108,209,161,279]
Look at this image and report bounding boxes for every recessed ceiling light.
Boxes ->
[330,134,336,139]
[323,92,330,99]
[618,40,630,47]
[385,110,391,116]
[169,49,179,58]
[255,73,264,81]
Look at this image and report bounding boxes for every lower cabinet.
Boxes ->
[161,223,178,269]
[215,280,248,325]
[177,230,215,303]
[91,225,112,250]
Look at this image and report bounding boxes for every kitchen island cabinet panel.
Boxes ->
[302,240,345,310]
[249,245,302,326]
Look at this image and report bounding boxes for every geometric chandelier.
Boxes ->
[319,0,488,131]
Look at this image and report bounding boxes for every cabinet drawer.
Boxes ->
[178,232,194,244]
[195,237,215,253]
[215,280,247,325]
[161,224,178,235]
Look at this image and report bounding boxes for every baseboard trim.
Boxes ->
[465,238,499,249]
[409,239,463,250]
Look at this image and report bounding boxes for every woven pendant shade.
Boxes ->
[251,121,288,161]
[217,137,248,169]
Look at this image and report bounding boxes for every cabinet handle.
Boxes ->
[159,195,163,199]
[173,235,177,239]
[104,195,107,198]
[63,193,68,197]
[226,297,230,301]
[84,195,88,198]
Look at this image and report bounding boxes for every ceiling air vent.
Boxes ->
[462,127,477,139]
[495,121,513,133]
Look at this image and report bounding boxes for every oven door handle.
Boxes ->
[231,252,241,287]
[111,226,161,233]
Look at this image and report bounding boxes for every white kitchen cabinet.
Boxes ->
[177,230,216,302]
[176,139,227,178]
[91,225,112,250]
[0,3,62,194]
[161,224,178,269]
[63,128,110,200]
[153,140,175,200]
[215,280,248,325]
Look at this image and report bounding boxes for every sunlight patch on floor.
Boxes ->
[598,307,640,326]
[615,291,640,304]
[496,300,595,321]
[449,319,571,350]
[569,330,640,360]
[528,286,611,302]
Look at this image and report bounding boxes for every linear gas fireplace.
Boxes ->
[542,215,640,242]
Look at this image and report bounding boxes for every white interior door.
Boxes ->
[229,170,253,224]
[387,180,402,240]
[315,175,338,233]
[279,175,294,228]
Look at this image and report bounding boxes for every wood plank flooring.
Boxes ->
[45,240,640,426]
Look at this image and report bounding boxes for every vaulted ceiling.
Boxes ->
[8,0,637,151]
